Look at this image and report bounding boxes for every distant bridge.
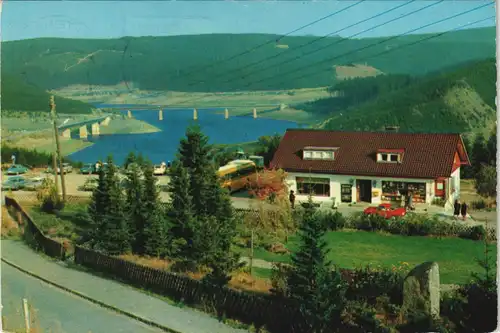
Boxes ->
[58,115,112,140]
[101,104,279,111]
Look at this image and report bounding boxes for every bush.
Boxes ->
[317,210,346,230]
[460,225,486,241]
[36,178,64,213]
[432,197,445,207]
[471,199,487,210]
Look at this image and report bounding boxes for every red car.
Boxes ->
[363,203,407,219]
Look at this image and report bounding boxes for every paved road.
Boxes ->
[1,240,247,333]
[1,262,164,333]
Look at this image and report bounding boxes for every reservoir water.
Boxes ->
[68,108,300,164]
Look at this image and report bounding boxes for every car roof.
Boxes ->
[8,176,25,180]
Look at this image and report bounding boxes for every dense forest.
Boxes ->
[2,27,495,92]
[2,75,93,113]
[318,58,496,135]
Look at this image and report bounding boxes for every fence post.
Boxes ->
[22,298,30,333]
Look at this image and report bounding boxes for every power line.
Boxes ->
[172,3,492,108]
[171,0,456,106]
[283,15,496,92]
[181,0,411,89]
[173,1,365,79]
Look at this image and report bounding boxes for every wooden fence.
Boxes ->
[4,196,67,260]
[74,246,300,331]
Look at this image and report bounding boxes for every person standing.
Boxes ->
[453,200,461,219]
[461,202,468,220]
[289,190,296,209]
[11,153,16,165]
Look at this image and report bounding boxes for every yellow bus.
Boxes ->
[218,159,258,193]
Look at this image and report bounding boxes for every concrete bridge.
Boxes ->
[124,107,262,122]
[59,116,111,140]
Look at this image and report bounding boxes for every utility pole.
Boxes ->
[50,96,67,202]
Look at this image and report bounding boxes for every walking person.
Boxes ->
[453,200,461,219]
[406,191,414,211]
[461,202,468,221]
[289,190,296,209]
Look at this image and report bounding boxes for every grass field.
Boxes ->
[99,118,161,135]
[28,200,496,286]
[247,230,497,285]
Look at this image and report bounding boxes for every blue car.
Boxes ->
[6,164,29,175]
[2,176,27,191]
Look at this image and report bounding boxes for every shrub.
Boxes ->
[343,265,405,305]
[432,197,446,207]
[471,199,487,210]
[460,225,486,241]
[317,210,346,230]
[269,262,292,298]
[36,178,64,213]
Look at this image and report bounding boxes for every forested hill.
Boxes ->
[1,27,495,92]
[1,75,93,113]
[318,58,496,136]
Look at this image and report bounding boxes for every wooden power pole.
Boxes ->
[50,96,67,202]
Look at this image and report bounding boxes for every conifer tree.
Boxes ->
[177,125,212,213]
[286,197,346,333]
[125,162,145,253]
[167,160,197,260]
[123,151,137,170]
[86,165,108,245]
[93,156,131,255]
[471,134,489,175]
[142,162,167,257]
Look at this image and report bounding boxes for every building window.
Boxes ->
[341,184,352,202]
[296,177,330,196]
[303,147,337,161]
[377,153,402,163]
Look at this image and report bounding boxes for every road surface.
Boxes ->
[1,262,163,333]
[1,240,247,333]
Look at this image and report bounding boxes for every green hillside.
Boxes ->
[318,58,496,136]
[1,75,93,113]
[1,27,495,92]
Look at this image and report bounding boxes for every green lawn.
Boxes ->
[250,230,497,285]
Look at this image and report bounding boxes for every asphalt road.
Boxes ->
[1,263,164,333]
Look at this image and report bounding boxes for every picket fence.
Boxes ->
[74,246,300,330]
[4,196,67,260]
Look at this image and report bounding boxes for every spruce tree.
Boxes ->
[125,162,145,253]
[86,165,108,245]
[142,162,167,257]
[471,134,489,176]
[286,199,346,333]
[177,125,213,213]
[486,129,496,166]
[123,151,136,170]
[94,156,131,255]
[167,160,197,260]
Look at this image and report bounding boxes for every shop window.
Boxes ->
[381,181,426,203]
[341,184,352,202]
[296,177,330,196]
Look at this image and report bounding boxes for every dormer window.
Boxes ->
[303,146,338,161]
[377,149,404,163]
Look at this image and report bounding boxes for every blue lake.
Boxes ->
[68,108,300,164]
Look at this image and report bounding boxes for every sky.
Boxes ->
[1,0,496,42]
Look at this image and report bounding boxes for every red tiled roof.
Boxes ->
[270,129,469,179]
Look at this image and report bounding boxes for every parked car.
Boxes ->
[363,203,407,219]
[24,177,46,191]
[153,163,167,176]
[61,163,73,174]
[2,176,27,191]
[6,164,29,175]
[77,177,98,191]
[80,163,97,174]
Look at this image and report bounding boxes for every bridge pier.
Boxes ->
[193,108,198,120]
[127,110,132,119]
[91,123,100,136]
[79,125,88,139]
[100,116,111,126]
[61,129,71,138]
[224,108,229,120]
[253,108,257,119]
[159,109,163,121]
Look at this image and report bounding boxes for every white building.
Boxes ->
[270,129,470,209]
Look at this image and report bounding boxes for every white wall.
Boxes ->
[286,172,437,205]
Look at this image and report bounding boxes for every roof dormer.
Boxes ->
[303,146,338,161]
[377,149,404,163]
